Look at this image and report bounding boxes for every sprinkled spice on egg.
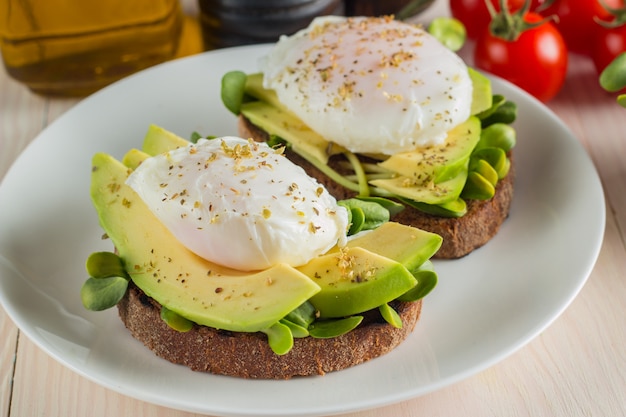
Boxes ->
[126,137,349,271]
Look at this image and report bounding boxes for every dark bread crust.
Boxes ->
[238,115,515,259]
[118,282,422,379]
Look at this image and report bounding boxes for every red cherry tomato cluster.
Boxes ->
[450,0,626,102]
[450,0,542,39]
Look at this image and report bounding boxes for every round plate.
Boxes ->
[0,44,605,416]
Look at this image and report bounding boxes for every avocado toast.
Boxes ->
[82,125,442,379]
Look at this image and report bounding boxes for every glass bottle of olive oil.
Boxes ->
[0,0,183,96]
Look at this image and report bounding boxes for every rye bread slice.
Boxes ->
[238,115,515,259]
[118,282,422,379]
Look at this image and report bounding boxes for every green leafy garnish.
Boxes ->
[80,276,128,311]
[471,147,510,179]
[283,301,316,328]
[262,322,294,355]
[190,131,203,143]
[478,96,518,127]
[399,197,467,218]
[462,171,495,200]
[161,306,194,332]
[356,196,405,216]
[86,251,129,279]
[338,198,390,235]
[266,134,290,149]
[379,303,403,328]
[308,316,363,339]
[346,206,364,235]
[397,261,438,302]
[279,319,309,338]
[476,123,516,153]
[221,71,248,115]
[82,251,130,311]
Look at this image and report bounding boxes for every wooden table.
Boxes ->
[1,2,625,416]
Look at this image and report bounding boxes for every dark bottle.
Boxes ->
[197,0,342,50]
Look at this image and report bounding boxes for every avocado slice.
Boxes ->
[240,100,343,165]
[297,247,417,318]
[377,116,481,185]
[90,152,321,333]
[344,222,442,273]
[369,166,468,205]
[468,68,493,116]
[142,124,189,156]
[121,148,147,170]
[245,72,281,109]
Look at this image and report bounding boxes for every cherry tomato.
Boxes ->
[539,0,624,55]
[593,24,626,74]
[474,12,568,102]
[450,0,542,40]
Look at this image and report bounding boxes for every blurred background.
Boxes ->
[0,0,433,97]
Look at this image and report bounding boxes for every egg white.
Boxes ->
[126,137,349,271]
[262,16,473,155]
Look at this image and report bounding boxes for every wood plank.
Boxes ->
[0,309,18,417]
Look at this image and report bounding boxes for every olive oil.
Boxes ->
[0,0,183,96]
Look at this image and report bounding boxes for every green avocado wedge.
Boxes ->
[244,72,282,110]
[90,152,321,333]
[240,100,343,165]
[344,222,442,273]
[377,116,481,185]
[468,68,492,116]
[297,246,417,318]
[142,124,189,156]
[369,165,468,205]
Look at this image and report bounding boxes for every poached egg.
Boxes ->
[126,137,349,271]
[262,16,473,155]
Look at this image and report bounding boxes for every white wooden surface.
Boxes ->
[1,1,625,416]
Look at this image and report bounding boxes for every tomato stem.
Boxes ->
[486,0,555,41]
[594,0,626,29]
[535,0,556,13]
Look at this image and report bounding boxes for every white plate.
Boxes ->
[0,44,605,417]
